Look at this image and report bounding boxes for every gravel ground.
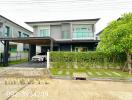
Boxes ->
[0,79,132,100]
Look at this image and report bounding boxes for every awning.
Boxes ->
[55,39,99,44]
[0,37,54,45]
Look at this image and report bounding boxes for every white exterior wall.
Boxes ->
[36,46,41,53]
[0,43,4,53]
[50,25,61,39]
[0,42,26,52]
[17,43,23,52]
[33,26,38,37]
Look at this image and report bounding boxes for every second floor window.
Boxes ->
[18,31,21,37]
[23,33,29,37]
[39,29,49,37]
[5,26,10,37]
[62,31,70,39]
[72,25,93,39]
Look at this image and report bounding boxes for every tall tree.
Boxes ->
[97,13,132,74]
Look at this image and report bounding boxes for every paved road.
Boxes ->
[9,62,47,68]
[0,67,48,77]
[0,79,132,100]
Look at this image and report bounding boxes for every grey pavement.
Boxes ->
[9,62,47,68]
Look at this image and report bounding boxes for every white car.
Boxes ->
[32,52,47,62]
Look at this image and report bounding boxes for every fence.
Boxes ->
[8,52,22,61]
[0,52,28,66]
[0,53,3,65]
[48,51,126,69]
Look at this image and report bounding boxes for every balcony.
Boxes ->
[72,32,94,40]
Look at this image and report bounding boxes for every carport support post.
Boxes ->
[47,51,50,69]
[3,40,9,66]
[28,44,36,61]
[50,39,53,51]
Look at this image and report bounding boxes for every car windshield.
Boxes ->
[37,52,46,55]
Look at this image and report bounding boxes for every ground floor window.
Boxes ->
[9,44,17,52]
[75,47,88,52]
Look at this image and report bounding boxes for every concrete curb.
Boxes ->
[50,75,132,82]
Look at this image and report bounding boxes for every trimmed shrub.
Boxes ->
[50,51,126,69]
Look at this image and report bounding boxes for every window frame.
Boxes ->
[72,24,94,39]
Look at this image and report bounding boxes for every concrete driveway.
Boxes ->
[9,62,47,68]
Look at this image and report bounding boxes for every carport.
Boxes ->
[0,37,54,66]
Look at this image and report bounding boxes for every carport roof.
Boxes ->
[55,40,99,43]
[0,37,100,45]
[0,37,54,45]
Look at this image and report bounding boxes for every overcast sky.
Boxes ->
[0,0,132,33]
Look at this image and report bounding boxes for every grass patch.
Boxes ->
[0,59,28,67]
[49,67,132,79]
[9,59,28,65]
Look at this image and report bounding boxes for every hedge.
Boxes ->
[50,51,126,69]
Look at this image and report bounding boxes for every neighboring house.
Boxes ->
[26,19,100,52]
[0,15,33,52]
[96,30,103,40]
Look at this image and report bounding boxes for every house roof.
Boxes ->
[25,18,100,24]
[97,17,121,36]
[96,30,104,36]
[0,15,33,33]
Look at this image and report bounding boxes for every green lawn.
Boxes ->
[49,67,132,79]
[9,59,28,65]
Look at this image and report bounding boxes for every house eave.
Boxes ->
[25,18,100,26]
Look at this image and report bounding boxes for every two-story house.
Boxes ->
[0,15,33,52]
[26,19,99,52]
